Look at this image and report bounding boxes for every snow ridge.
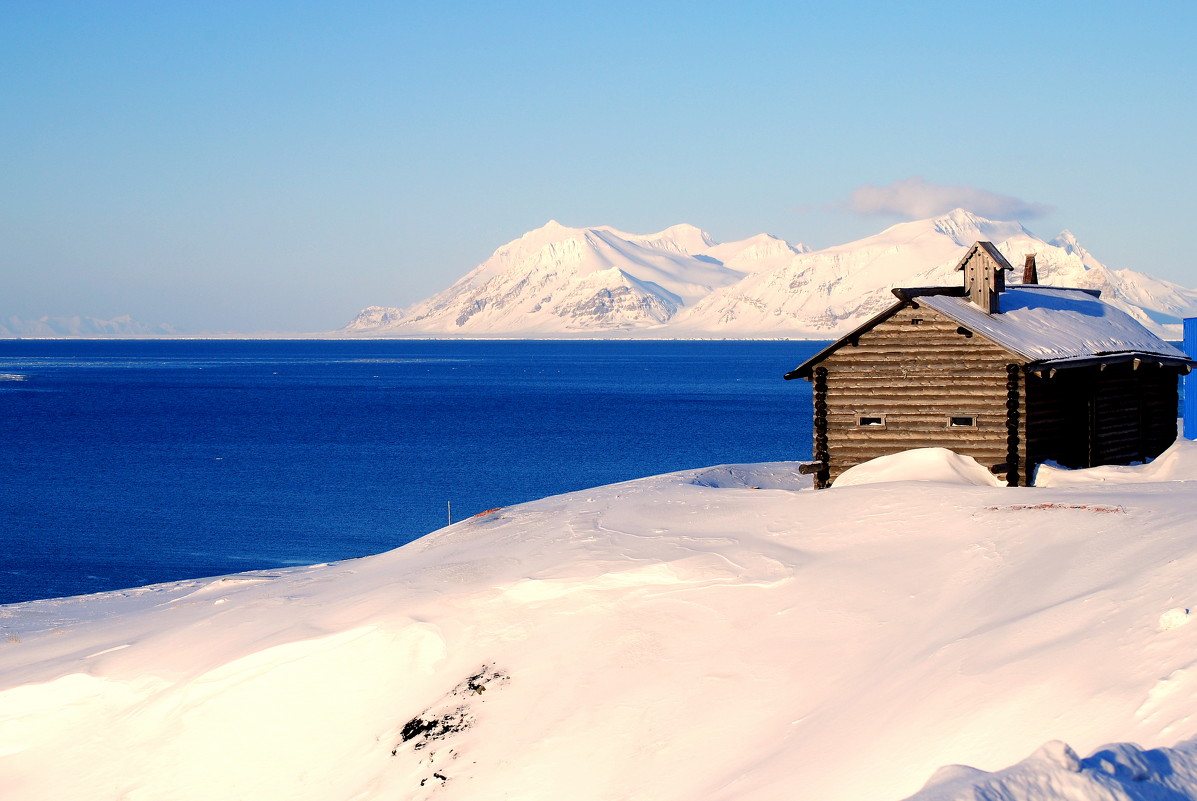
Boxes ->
[342,210,1197,339]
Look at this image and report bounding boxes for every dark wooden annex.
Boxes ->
[785,242,1194,488]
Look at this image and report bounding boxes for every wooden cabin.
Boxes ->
[785,241,1194,488]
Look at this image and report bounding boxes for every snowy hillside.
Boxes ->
[5,444,1197,800]
[343,210,1197,338]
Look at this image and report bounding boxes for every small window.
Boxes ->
[858,415,886,428]
[949,416,976,428]
[910,317,924,325]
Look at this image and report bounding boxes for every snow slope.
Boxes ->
[344,210,1197,339]
[5,445,1197,800]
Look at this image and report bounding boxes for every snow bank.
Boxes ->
[685,461,812,490]
[907,738,1197,800]
[833,447,1004,488]
[3,459,1197,801]
[1035,437,1197,486]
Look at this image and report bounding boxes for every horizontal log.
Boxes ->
[828,387,1011,397]
[827,409,1009,419]
[1095,441,1146,454]
[1094,425,1140,438]
[827,369,1010,380]
[828,428,1009,438]
[826,352,1011,364]
[846,344,1010,358]
[827,414,1009,425]
[844,336,1010,350]
[1095,433,1143,447]
[827,422,1011,432]
[830,336,1011,349]
[828,397,1013,406]
[828,376,1008,389]
[1025,406,1075,417]
[828,362,1010,373]
[833,447,1010,459]
[828,387,1008,397]
[827,406,1008,417]
[828,452,1008,468]
[845,341,1010,355]
[828,428,1010,440]
[829,432,1009,446]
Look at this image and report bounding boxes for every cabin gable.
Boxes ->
[814,303,1026,487]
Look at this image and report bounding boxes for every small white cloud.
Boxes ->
[844,178,1051,220]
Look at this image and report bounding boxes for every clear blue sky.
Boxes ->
[3,1,1194,332]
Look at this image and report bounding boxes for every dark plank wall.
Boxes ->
[1026,365,1179,469]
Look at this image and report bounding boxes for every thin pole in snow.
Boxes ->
[448,500,452,526]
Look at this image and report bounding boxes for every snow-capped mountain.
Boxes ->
[343,210,1197,339]
[344,221,778,334]
[0,314,179,337]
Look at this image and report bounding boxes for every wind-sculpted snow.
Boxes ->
[1035,438,1197,486]
[5,449,1197,800]
[832,447,1005,487]
[342,209,1197,338]
[907,739,1197,800]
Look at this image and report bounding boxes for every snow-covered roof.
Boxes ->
[917,285,1189,365]
[786,282,1192,379]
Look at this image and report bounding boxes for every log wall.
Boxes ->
[818,304,1026,485]
[1025,364,1179,469]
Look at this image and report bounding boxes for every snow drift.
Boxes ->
[3,447,1197,800]
[833,447,1005,488]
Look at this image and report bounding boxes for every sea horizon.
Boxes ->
[1,338,821,603]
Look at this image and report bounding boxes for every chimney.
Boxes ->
[1023,254,1039,285]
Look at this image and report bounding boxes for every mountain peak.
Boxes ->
[626,223,717,253]
[1048,229,1098,267]
[527,219,574,236]
[937,207,987,223]
[343,214,1197,339]
[929,208,991,238]
[655,222,713,239]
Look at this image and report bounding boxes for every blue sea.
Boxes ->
[0,340,821,604]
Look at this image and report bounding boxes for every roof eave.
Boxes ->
[1025,353,1197,373]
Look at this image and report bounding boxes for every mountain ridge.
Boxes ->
[0,314,179,338]
[345,210,1197,339]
